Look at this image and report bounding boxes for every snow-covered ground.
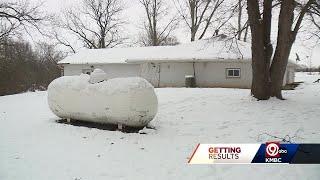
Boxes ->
[1,72,320,180]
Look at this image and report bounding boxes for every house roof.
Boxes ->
[58,35,297,65]
[58,36,252,65]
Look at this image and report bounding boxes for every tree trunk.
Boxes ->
[190,28,196,41]
[100,33,106,48]
[190,0,196,42]
[237,0,242,40]
[152,0,158,46]
[270,1,295,99]
[247,0,270,100]
[262,0,273,95]
[247,0,313,100]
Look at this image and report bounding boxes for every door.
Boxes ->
[140,63,160,87]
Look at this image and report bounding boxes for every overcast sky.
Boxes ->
[25,0,320,67]
[36,0,189,43]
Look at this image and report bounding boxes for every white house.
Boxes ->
[58,36,296,88]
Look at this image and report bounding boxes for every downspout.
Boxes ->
[193,59,197,87]
[158,63,161,88]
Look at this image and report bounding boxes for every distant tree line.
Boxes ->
[296,67,320,72]
[0,38,63,96]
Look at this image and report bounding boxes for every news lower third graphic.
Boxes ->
[188,142,320,164]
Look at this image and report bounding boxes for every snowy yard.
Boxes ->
[1,72,320,180]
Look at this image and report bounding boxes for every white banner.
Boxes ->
[188,144,261,164]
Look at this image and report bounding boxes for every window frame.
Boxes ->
[226,68,241,78]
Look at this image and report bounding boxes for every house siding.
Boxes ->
[62,61,295,89]
[195,62,252,88]
[63,64,140,78]
[159,62,195,87]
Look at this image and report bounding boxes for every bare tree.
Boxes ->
[247,0,317,100]
[237,0,243,40]
[309,15,320,40]
[51,29,76,54]
[235,0,249,41]
[0,1,45,40]
[307,0,320,40]
[223,0,249,42]
[138,0,179,46]
[174,0,235,41]
[59,0,125,49]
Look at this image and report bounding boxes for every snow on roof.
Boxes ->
[58,36,252,65]
[58,35,299,65]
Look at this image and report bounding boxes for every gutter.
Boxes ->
[125,58,251,63]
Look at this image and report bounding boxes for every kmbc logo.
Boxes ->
[265,142,280,158]
[265,142,288,163]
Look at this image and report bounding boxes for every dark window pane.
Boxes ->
[228,70,233,76]
[234,70,240,77]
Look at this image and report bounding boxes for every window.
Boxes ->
[226,68,241,78]
[82,69,92,75]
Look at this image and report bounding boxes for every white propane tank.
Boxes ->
[47,71,158,127]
